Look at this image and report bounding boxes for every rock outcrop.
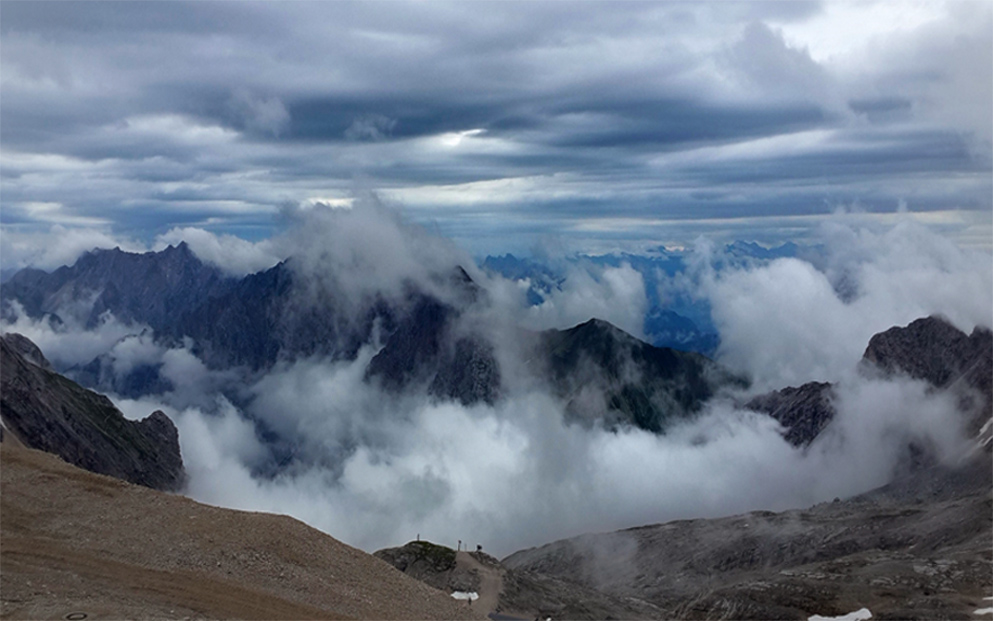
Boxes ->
[374,541,479,593]
[862,315,992,434]
[375,541,663,620]
[0,333,185,491]
[538,318,746,432]
[745,381,834,447]
[746,315,993,447]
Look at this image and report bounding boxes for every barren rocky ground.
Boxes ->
[504,453,993,620]
[0,444,480,621]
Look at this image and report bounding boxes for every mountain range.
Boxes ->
[1,243,990,619]
[0,244,745,436]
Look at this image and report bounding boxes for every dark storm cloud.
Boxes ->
[1,1,990,257]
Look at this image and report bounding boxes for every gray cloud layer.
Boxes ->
[2,1,990,258]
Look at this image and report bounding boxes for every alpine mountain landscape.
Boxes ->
[1,2,991,620]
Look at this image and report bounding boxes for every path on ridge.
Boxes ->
[455,551,503,616]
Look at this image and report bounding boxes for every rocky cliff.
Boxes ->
[863,315,992,434]
[538,318,745,432]
[0,333,185,491]
[0,242,230,330]
[747,315,993,447]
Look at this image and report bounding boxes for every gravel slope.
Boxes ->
[0,444,480,620]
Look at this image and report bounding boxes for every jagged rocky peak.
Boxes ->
[1,332,54,371]
[540,318,746,433]
[0,333,185,491]
[745,381,834,448]
[862,315,992,389]
[862,314,992,433]
[746,315,993,449]
[0,242,232,331]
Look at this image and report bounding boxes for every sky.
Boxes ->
[2,0,991,263]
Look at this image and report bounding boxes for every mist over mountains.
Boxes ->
[1,202,990,556]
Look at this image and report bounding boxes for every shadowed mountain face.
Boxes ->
[363,268,502,406]
[504,313,993,618]
[0,333,185,491]
[745,381,835,447]
[490,315,993,619]
[863,316,992,434]
[169,260,402,371]
[746,315,993,448]
[0,243,230,330]
[538,318,745,432]
[1,246,744,433]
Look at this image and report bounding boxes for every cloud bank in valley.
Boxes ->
[3,206,989,557]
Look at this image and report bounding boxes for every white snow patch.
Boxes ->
[451,591,479,601]
[975,599,993,616]
[809,608,872,621]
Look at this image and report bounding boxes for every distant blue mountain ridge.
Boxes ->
[481,240,805,356]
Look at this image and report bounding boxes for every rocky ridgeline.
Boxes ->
[0,333,185,491]
[748,315,993,447]
[1,244,747,434]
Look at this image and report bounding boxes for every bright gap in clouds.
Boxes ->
[437,128,487,148]
[773,1,947,63]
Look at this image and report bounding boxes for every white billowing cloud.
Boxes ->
[154,227,282,277]
[707,257,857,389]
[107,332,162,377]
[0,225,145,273]
[2,207,985,560]
[160,348,973,557]
[704,219,993,390]
[522,262,647,338]
[0,223,282,279]
[0,303,144,369]
[272,196,478,312]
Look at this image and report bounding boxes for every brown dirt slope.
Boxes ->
[0,444,479,620]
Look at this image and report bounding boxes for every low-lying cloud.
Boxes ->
[3,207,989,558]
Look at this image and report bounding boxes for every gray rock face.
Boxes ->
[538,318,746,432]
[0,333,185,491]
[862,315,992,433]
[746,315,993,447]
[0,242,230,331]
[745,381,834,447]
[500,316,993,620]
[1,332,54,371]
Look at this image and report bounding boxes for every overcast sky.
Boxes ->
[2,1,991,259]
